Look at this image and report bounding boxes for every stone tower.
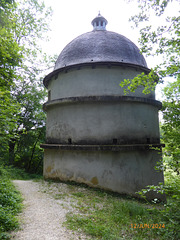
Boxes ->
[41,14,165,200]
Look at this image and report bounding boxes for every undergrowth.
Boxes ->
[61,171,180,240]
[0,164,42,239]
[0,165,42,180]
[0,163,179,240]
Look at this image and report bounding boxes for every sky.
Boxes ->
[43,0,142,58]
[42,0,179,101]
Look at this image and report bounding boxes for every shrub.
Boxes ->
[0,165,23,239]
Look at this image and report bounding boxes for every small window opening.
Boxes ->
[113,138,118,144]
[68,138,72,144]
[48,90,51,101]
[147,138,150,144]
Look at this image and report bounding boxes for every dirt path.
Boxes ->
[11,180,87,240]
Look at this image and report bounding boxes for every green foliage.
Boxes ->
[122,0,179,93]
[14,127,46,173]
[60,172,180,240]
[0,0,54,173]
[161,79,180,174]
[0,163,42,238]
[120,70,158,94]
[136,170,180,240]
[0,165,23,239]
[0,1,22,81]
[0,90,20,144]
[0,164,42,180]
[121,3,180,238]
[122,0,179,192]
[0,0,22,149]
[10,77,47,173]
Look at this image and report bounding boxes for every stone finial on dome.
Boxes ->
[91,12,108,31]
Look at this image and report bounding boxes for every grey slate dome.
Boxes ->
[54,13,148,72]
[54,30,148,70]
[43,14,149,87]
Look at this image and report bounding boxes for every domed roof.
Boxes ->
[54,30,148,70]
[44,14,149,87]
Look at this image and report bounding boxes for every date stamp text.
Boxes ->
[131,223,165,229]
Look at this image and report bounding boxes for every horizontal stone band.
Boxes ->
[40,143,165,151]
[43,95,162,111]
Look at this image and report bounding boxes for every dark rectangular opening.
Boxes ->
[113,138,118,144]
[48,90,51,101]
[68,138,72,144]
[147,138,150,144]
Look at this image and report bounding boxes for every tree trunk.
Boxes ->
[8,139,16,165]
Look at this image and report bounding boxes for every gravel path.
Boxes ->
[11,180,88,240]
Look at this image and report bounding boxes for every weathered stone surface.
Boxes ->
[54,30,148,71]
[42,15,165,201]
[44,100,161,145]
[43,148,165,201]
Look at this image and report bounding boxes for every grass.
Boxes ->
[0,164,42,239]
[0,167,22,239]
[55,172,180,240]
[0,164,43,180]
[0,163,179,240]
[64,189,162,239]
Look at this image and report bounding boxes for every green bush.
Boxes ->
[0,164,42,180]
[0,165,23,239]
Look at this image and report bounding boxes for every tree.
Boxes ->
[121,0,180,174]
[121,0,179,90]
[0,0,22,159]
[0,1,21,78]
[11,76,47,173]
[0,0,54,173]
[161,79,180,175]
[125,5,179,236]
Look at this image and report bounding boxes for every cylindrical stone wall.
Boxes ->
[44,98,161,145]
[47,66,155,100]
[42,145,165,201]
[42,64,164,201]
[44,65,161,145]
